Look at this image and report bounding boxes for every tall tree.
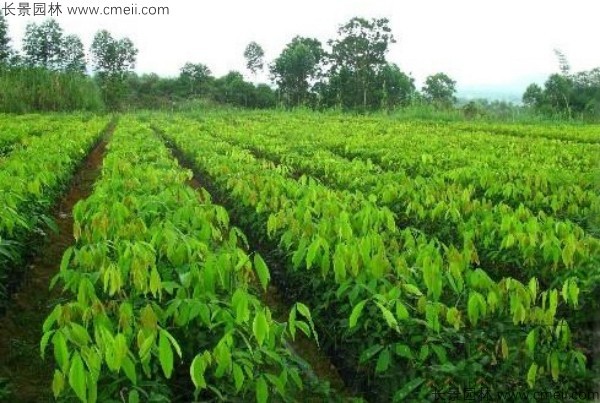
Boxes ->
[377,63,415,110]
[90,30,137,110]
[62,34,86,73]
[22,19,64,70]
[329,17,395,109]
[244,42,265,75]
[544,73,573,116]
[422,73,457,107]
[179,62,212,97]
[271,36,325,107]
[213,71,255,107]
[522,83,544,108]
[0,15,11,65]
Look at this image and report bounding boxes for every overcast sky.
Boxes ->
[4,0,600,95]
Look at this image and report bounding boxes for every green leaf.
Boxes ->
[233,289,250,324]
[159,330,174,378]
[525,330,536,358]
[40,330,55,359]
[43,305,61,332]
[527,362,538,388]
[190,354,208,390]
[376,302,398,331]
[254,254,270,291]
[393,377,424,401]
[121,356,137,385]
[306,238,320,269]
[501,337,509,360]
[375,348,391,373]
[395,300,410,321]
[53,331,69,372]
[550,351,560,381]
[402,283,422,297]
[468,292,480,326]
[568,280,579,307]
[69,353,87,402]
[394,344,413,360]
[446,307,460,330]
[360,344,383,364]
[288,306,297,339]
[349,300,367,329]
[253,310,269,347]
[52,370,65,398]
[128,390,140,403]
[232,363,245,392]
[295,302,318,346]
[256,376,269,403]
[162,329,183,358]
[60,247,74,273]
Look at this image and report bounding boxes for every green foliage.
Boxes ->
[91,30,138,110]
[422,72,457,107]
[328,17,395,110]
[179,63,212,97]
[0,67,103,113]
[22,19,64,70]
[0,15,11,65]
[157,111,599,401]
[271,36,325,107]
[0,115,107,306]
[523,51,600,121]
[244,42,265,75]
[62,35,87,74]
[42,119,314,401]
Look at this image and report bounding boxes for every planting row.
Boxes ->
[196,112,597,224]
[0,114,83,156]
[157,119,590,401]
[42,119,316,402]
[171,116,600,293]
[0,116,108,306]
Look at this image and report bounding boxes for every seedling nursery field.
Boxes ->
[0,110,598,402]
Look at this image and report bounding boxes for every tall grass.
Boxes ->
[0,67,104,113]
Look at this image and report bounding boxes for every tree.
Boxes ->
[522,83,543,108]
[179,63,212,97]
[244,42,265,75]
[377,63,415,110]
[544,73,573,116]
[213,71,255,107]
[254,84,276,108]
[62,34,86,73]
[0,15,11,65]
[329,17,395,109]
[271,36,325,107]
[22,19,64,70]
[90,30,137,110]
[422,73,457,107]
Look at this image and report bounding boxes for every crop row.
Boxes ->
[157,119,589,401]
[198,112,597,225]
[0,116,108,306]
[0,114,77,156]
[172,116,600,294]
[43,119,315,402]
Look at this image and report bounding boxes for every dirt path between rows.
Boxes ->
[0,124,113,402]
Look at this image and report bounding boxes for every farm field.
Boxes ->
[0,111,599,402]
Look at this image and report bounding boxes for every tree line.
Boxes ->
[0,15,459,112]
[2,14,599,119]
[522,50,600,120]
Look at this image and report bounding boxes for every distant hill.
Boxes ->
[457,74,549,104]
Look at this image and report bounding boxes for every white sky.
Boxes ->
[4,0,600,93]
